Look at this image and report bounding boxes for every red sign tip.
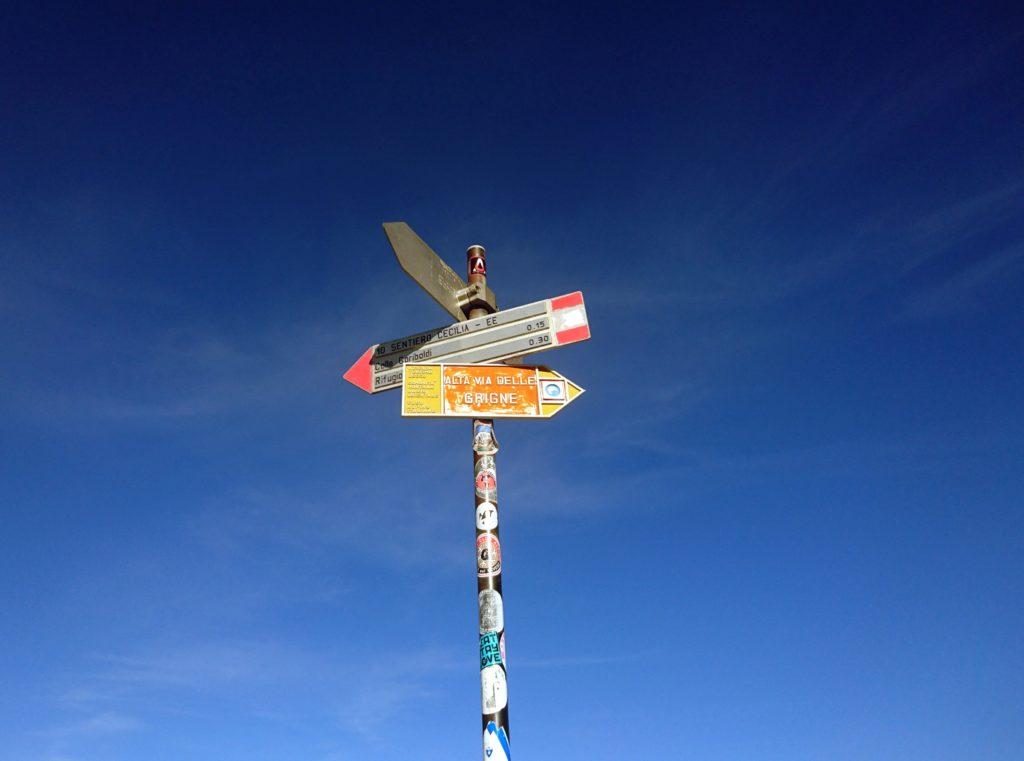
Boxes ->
[550,291,584,311]
[343,346,376,392]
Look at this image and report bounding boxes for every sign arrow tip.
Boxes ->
[343,346,376,393]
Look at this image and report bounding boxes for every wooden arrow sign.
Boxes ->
[402,364,583,418]
[343,291,590,393]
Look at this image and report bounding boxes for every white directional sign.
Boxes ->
[343,291,590,393]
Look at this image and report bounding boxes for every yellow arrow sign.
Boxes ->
[402,363,584,419]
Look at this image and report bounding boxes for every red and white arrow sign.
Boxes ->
[343,291,590,393]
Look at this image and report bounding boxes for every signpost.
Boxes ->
[342,222,591,760]
[402,363,583,419]
[342,291,590,393]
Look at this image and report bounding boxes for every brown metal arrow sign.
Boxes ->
[383,222,497,321]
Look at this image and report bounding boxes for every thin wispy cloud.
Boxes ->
[45,639,467,757]
[593,178,1024,331]
[720,28,1024,231]
[514,651,652,669]
[193,468,467,572]
[63,711,144,736]
[334,648,463,742]
[897,243,1024,321]
[33,709,144,761]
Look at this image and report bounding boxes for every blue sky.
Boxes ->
[2,3,1022,760]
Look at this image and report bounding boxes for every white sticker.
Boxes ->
[481,664,508,713]
[478,589,504,633]
[476,502,498,531]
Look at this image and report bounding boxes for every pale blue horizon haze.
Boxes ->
[1,3,1023,760]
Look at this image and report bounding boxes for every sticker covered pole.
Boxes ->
[468,244,511,760]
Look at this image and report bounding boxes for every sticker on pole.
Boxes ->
[481,665,508,713]
[475,468,497,499]
[480,631,503,669]
[478,589,504,633]
[483,721,511,761]
[476,502,498,531]
[476,534,501,577]
[473,422,499,454]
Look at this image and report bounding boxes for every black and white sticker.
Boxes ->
[476,501,498,531]
[478,589,504,633]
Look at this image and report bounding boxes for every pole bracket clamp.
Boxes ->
[456,282,498,315]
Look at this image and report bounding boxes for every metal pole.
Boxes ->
[468,244,511,761]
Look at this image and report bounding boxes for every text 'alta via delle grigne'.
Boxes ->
[445,375,536,386]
